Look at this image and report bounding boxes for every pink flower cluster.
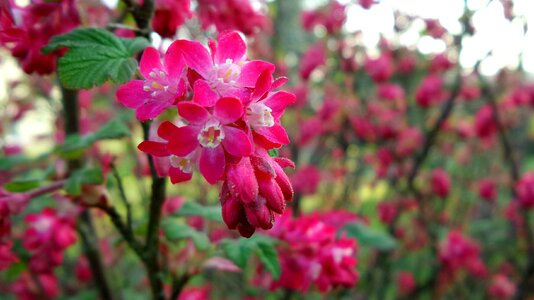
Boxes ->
[117,31,295,237]
[261,211,359,292]
[197,0,270,35]
[9,208,77,299]
[152,0,192,38]
[438,230,487,281]
[0,0,80,74]
[515,171,534,209]
[301,1,347,35]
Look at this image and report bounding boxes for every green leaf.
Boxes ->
[0,155,30,170]
[65,167,104,196]
[220,235,281,279]
[122,37,151,55]
[93,119,131,140]
[42,28,149,89]
[4,178,41,192]
[162,221,210,251]
[4,168,56,193]
[344,222,397,251]
[174,201,223,223]
[255,241,281,280]
[220,239,254,268]
[57,119,131,158]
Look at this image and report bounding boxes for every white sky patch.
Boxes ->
[341,0,534,76]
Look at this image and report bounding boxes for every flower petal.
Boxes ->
[264,91,296,115]
[137,141,170,157]
[214,97,243,124]
[192,79,219,107]
[163,45,185,79]
[255,124,290,145]
[178,101,209,125]
[199,146,225,184]
[168,39,213,79]
[222,126,253,157]
[168,166,193,184]
[140,47,163,78]
[214,31,246,65]
[252,70,273,100]
[237,60,275,87]
[135,100,170,121]
[271,76,289,89]
[161,122,200,156]
[116,80,150,108]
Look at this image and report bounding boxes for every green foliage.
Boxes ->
[162,220,210,251]
[65,167,104,196]
[42,28,150,89]
[58,119,131,159]
[4,167,55,192]
[173,201,224,223]
[220,234,281,280]
[344,222,397,251]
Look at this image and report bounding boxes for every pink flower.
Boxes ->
[291,165,321,195]
[0,0,80,74]
[152,0,192,38]
[13,272,59,300]
[431,168,451,198]
[262,211,359,292]
[488,274,516,300]
[116,47,187,121]
[395,127,423,157]
[359,0,376,9]
[246,72,295,149]
[365,54,394,82]
[0,241,18,271]
[397,271,416,294]
[24,210,76,249]
[301,1,346,34]
[377,83,405,102]
[516,171,534,209]
[197,0,270,35]
[75,257,92,283]
[478,179,497,202]
[425,19,446,39]
[475,105,497,140]
[378,202,397,224]
[299,42,326,81]
[439,230,486,279]
[138,119,197,184]
[169,31,275,99]
[158,98,252,184]
[416,75,444,107]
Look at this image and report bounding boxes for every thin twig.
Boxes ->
[110,162,132,229]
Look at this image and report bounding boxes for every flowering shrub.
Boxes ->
[0,0,533,299]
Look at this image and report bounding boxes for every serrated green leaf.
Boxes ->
[255,241,281,280]
[122,37,151,55]
[43,27,126,53]
[174,201,223,223]
[162,221,210,251]
[42,28,149,89]
[65,167,104,196]
[344,222,397,251]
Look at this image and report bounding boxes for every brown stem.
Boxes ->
[61,85,113,300]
